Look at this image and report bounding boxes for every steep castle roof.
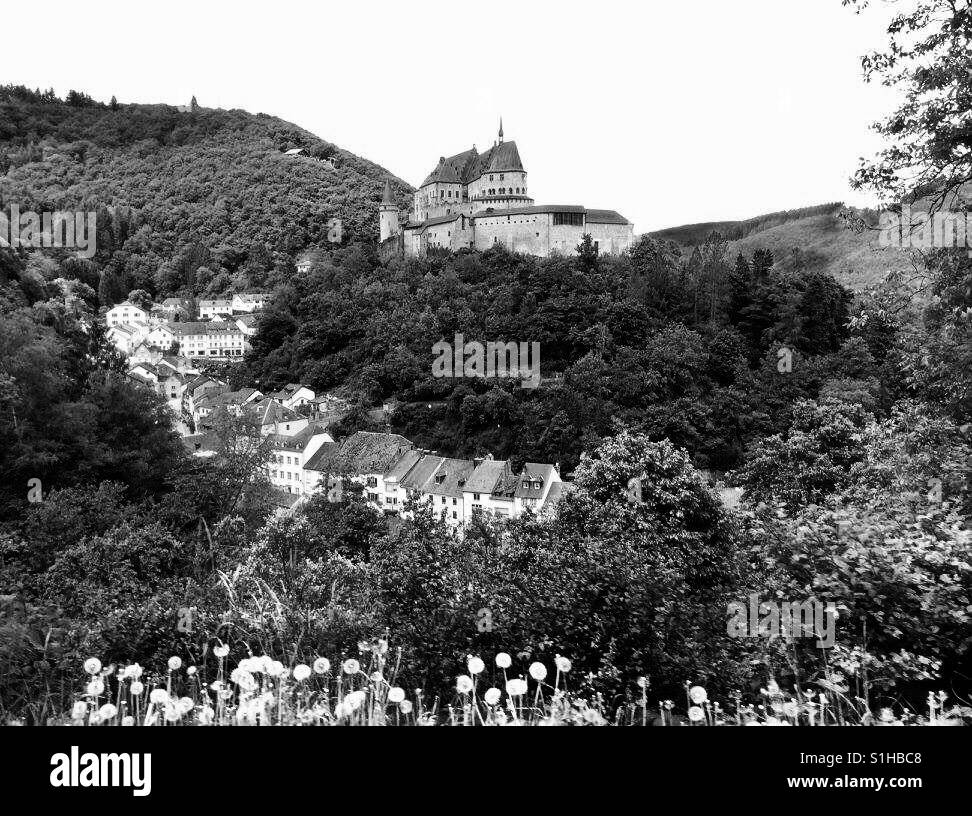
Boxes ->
[420,141,525,187]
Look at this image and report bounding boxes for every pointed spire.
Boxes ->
[498,117,504,144]
[381,179,394,205]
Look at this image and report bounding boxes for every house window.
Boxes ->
[473,493,480,500]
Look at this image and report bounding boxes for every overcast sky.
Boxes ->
[5,0,900,233]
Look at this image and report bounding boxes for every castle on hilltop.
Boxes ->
[379,121,634,259]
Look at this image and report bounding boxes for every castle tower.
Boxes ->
[379,179,399,243]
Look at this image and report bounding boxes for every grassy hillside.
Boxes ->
[0,86,413,298]
[651,203,913,291]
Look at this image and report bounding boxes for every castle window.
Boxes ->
[489,175,493,181]
[500,174,504,180]
[553,212,584,227]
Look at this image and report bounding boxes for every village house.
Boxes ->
[235,313,259,338]
[304,431,414,511]
[513,462,562,515]
[269,383,316,410]
[267,424,334,495]
[107,323,147,355]
[231,293,270,312]
[461,456,519,522]
[170,321,248,358]
[301,442,342,499]
[129,341,164,366]
[192,387,264,426]
[155,297,194,322]
[144,323,177,350]
[106,300,151,327]
[198,298,234,319]
[247,398,308,437]
[182,375,226,419]
[418,456,473,527]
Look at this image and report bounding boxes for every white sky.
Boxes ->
[5,0,900,233]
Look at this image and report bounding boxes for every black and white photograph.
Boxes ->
[0,0,969,800]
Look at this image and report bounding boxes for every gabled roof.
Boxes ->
[423,458,476,498]
[403,212,462,231]
[421,147,479,186]
[270,383,312,399]
[302,441,341,472]
[110,300,147,311]
[199,388,260,409]
[584,209,631,225]
[515,463,557,498]
[401,454,446,491]
[186,375,223,394]
[320,431,414,475]
[266,423,330,452]
[469,140,524,178]
[250,398,303,426]
[170,321,242,336]
[464,458,517,498]
[385,449,423,482]
[419,140,526,189]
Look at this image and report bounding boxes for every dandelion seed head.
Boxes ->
[293,664,312,682]
[495,652,512,669]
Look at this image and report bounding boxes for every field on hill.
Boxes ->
[651,204,915,292]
